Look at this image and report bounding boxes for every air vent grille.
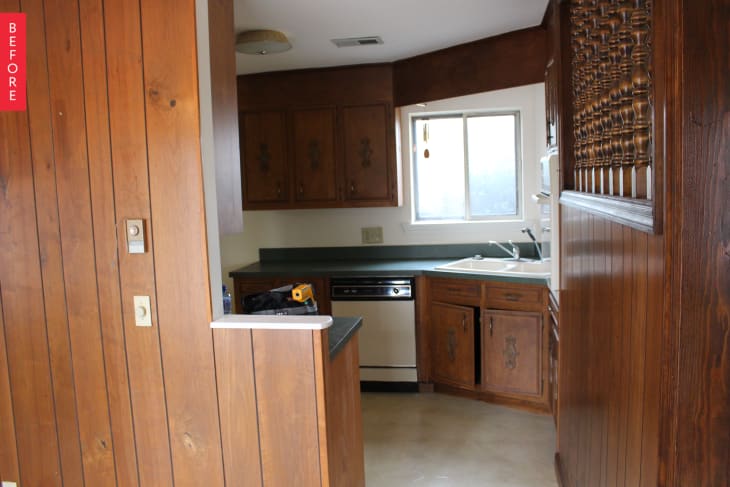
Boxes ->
[331,36,384,48]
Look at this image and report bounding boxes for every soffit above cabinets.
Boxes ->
[234,0,548,75]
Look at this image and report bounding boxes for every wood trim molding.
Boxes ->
[559,190,655,234]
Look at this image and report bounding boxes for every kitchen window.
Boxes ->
[411,111,521,222]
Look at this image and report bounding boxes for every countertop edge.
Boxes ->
[328,316,363,359]
[211,314,333,330]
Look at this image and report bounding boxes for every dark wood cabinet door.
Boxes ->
[341,104,392,202]
[430,302,475,389]
[482,310,542,396]
[291,108,337,203]
[241,111,289,205]
[545,59,559,150]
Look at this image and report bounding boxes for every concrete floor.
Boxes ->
[362,392,558,487]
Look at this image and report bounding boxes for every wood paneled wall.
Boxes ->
[557,206,663,487]
[557,1,729,486]
[393,26,546,107]
[0,0,229,485]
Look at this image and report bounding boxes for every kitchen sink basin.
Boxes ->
[435,257,551,278]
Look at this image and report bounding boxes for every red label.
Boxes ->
[0,13,26,111]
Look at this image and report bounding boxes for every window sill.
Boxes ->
[401,219,526,234]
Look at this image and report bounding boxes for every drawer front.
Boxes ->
[485,285,543,310]
[429,278,481,306]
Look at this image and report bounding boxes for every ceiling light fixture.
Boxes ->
[236,29,292,55]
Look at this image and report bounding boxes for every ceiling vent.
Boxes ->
[331,36,384,48]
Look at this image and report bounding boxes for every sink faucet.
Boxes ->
[488,240,520,260]
[521,227,543,261]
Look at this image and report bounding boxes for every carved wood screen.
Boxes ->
[571,0,652,199]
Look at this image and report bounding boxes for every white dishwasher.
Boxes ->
[330,277,417,389]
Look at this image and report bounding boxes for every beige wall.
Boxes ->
[220,83,546,289]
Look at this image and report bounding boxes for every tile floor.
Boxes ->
[362,392,558,487]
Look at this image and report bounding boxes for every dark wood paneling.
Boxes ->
[557,205,662,487]
[0,293,20,483]
[238,64,394,110]
[214,329,263,487]
[139,0,226,485]
[209,0,243,234]
[671,0,730,484]
[252,330,321,486]
[393,27,546,106]
[291,107,338,203]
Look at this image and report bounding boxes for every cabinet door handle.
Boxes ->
[276,182,282,197]
[350,182,356,194]
[462,314,466,331]
[489,316,494,337]
[504,293,521,301]
[299,184,304,195]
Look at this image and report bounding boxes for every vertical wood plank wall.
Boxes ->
[0,0,234,485]
[557,207,663,487]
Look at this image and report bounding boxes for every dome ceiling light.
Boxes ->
[236,29,292,55]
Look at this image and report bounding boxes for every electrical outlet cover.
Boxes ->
[361,226,384,244]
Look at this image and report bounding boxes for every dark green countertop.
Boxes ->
[329,316,362,359]
[229,258,549,286]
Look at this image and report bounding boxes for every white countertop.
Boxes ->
[211,314,333,330]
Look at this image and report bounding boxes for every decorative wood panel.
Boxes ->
[562,0,662,235]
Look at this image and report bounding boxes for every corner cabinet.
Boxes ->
[426,276,550,412]
[482,310,542,397]
[430,301,475,389]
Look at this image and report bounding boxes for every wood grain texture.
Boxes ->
[43,0,117,481]
[213,329,263,487]
[252,330,322,486]
[139,0,225,485]
[78,0,139,483]
[292,108,338,203]
[312,331,331,487]
[103,0,175,484]
[209,0,243,234]
[672,0,730,484]
[322,333,365,487]
[238,64,394,111]
[22,0,85,484]
[430,302,476,389]
[393,26,547,107]
[557,205,662,487]
[415,275,431,384]
[0,292,20,484]
[0,58,62,487]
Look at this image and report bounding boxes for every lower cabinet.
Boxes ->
[427,277,550,411]
[481,310,543,397]
[430,302,475,389]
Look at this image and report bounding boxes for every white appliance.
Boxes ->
[330,277,417,385]
[537,150,561,296]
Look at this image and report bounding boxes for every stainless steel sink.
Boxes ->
[434,257,551,278]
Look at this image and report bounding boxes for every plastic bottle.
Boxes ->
[222,285,232,314]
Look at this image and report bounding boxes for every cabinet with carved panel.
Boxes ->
[341,104,396,205]
[240,110,289,207]
[430,301,476,390]
[292,107,338,204]
[481,310,543,397]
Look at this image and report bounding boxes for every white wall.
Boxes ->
[220,83,546,289]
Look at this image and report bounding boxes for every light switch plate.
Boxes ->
[361,226,384,244]
[2,481,18,487]
[133,296,152,327]
[126,219,145,254]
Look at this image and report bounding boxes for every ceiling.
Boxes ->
[233,0,549,75]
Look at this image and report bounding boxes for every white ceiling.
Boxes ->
[233,0,549,75]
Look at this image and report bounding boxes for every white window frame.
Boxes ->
[410,110,523,224]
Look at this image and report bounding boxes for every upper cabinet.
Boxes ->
[292,108,338,203]
[341,104,395,204]
[241,110,288,205]
[238,65,399,210]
